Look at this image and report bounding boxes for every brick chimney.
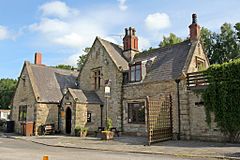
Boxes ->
[122,27,139,61]
[34,52,42,65]
[189,13,201,42]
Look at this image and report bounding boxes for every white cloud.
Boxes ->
[118,0,127,11]
[29,1,129,66]
[39,1,79,18]
[65,52,81,66]
[53,33,83,48]
[0,25,18,40]
[145,13,171,31]
[30,1,126,49]
[29,18,69,34]
[138,36,151,51]
[0,25,9,40]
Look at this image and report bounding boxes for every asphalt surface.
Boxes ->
[0,137,213,160]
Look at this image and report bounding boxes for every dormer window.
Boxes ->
[129,63,142,82]
[195,56,206,71]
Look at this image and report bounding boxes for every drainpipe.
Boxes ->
[57,104,61,132]
[175,79,181,140]
[120,75,124,132]
[100,105,103,128]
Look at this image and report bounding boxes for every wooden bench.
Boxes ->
[94,127,105,137]
[110,127,120,137]
[43,124,55,135]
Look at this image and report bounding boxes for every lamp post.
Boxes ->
[104,80,111,129]
[100,105,103,128]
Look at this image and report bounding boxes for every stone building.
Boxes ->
[65,13,219,141]
[11,14,224,141]
[11,53,78,135]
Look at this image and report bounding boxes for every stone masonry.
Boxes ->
[79,38,123,130]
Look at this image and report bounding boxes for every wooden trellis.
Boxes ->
[147,95,173,145]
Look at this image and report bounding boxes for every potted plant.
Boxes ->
[74,126,81,136]
[79,127,88,137]
[75,126,88,137]
[101,118,114,140]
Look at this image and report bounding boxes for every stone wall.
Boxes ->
[11,65,36,134]
[186,90,225,142]
[79,39,123,130]
[123,81,178,136]
[35,103,59,135]
[85,104,101,132]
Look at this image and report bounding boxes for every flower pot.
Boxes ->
[80,131,87,137]
[101,131,114,140]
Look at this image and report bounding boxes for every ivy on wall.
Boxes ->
[202,58,240,142]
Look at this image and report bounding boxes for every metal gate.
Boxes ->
[146,95,173,145]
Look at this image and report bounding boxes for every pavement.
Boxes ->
[2,132,240,160]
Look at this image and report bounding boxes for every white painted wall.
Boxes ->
[0,110,10,120]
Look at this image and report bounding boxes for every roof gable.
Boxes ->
[68,88,103,104]
[29,63,79,103]
[97,37,129,71]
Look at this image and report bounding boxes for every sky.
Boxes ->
[0,0,239,79]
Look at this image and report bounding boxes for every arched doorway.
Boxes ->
[65,107,72,134]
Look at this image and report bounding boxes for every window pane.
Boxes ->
[136,70,141,81]
[138,105,145,123]
[128,103,145,124]
[136,65,140,70]
[19,105,27,121]
[93,70,101,90]
[94,77,97,89]
[130,70,135,81]
[98,77,101,89]
[128,104,133,123]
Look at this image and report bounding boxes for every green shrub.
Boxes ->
[74,126,88,136]
[202,58,240,142]
[106,118,112,131]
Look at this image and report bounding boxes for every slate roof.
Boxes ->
[68,88,103,104]
[133,40,196,82]
[28,63,79,103]
[97,37,129,71]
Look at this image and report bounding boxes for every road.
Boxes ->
[0,137,211,160]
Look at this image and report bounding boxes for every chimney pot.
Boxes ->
[132,28,136,36]
[122,27,139,61]
[35,52,42,65]
[129,27,133,35]
[125,28,128,36]
[192,13,197,24]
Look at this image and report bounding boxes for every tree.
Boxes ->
[200,27,215,63]
[0,78,17,109]
[234,23,240,42]
[200,23,240,64]
[159,33,183,47]
[77,47,90,69]
[55,64,73,70]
